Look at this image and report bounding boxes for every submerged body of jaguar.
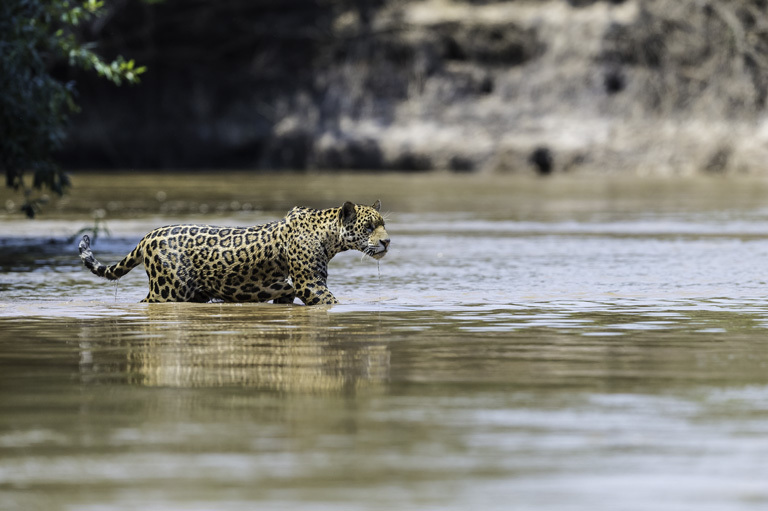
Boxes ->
[78,201,390,305]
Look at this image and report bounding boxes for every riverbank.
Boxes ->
[56,0,768,175]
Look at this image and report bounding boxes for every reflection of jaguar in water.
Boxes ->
[78,201,390,305]
[77,305,391,391]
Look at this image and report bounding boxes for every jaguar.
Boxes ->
[78,200,390,305]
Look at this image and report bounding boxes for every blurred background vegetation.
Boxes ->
[5,0,768,215]
[2,0,147,216]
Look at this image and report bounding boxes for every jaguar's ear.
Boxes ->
[372,199,381,212]
[340,201,357,224]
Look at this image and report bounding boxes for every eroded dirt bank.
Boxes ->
[58,0,768,175]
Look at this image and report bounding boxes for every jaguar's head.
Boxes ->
[339,200,390,259]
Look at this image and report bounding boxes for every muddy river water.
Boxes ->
[3,173,768,510]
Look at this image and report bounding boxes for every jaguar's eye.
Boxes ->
[366,224,374,233]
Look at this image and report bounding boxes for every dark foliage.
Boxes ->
[1,0,144,217]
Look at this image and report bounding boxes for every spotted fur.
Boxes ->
[78,201,390,305]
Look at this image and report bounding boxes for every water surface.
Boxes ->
[3,173,768,510]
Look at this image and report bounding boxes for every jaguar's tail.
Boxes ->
[78,235,143,281]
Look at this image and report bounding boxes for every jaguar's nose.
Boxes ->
[380,239,390,250]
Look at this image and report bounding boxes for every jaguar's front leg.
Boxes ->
[292,277,338,305]
[288,254,339,305]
